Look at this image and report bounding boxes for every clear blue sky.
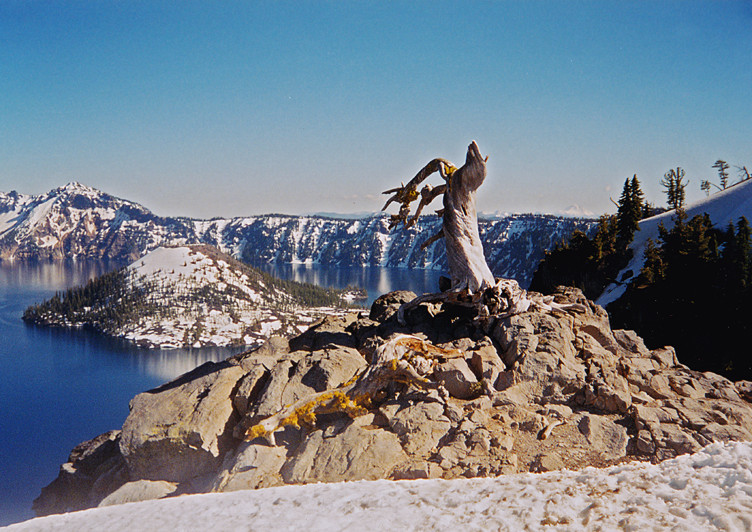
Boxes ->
[2,1,750,218]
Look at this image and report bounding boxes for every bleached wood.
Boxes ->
[382,141,494,293]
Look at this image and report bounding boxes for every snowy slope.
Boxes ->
[5,440,752,531]
[0,182,193,261]
[26,245,352,349]
[597,179,752,306]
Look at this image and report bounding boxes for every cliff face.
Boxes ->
[34,287,752,516]
[1,183,596,287]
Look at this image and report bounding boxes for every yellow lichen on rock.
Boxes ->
[244,389,374,441]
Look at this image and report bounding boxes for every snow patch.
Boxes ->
[7,441,752,531]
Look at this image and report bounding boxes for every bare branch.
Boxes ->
[381,158,456,228]
[420,228,444,250]
[406,184,447,227]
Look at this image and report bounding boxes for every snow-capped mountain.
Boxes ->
[0,182,194,261]
[23,245,352,348]
[597,178,752,306]
[1,183,597,287]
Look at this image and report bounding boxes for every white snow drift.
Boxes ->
[6,440,752,531]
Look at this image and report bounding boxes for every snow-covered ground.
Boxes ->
[6,441,752,531]
[118,246,354,348]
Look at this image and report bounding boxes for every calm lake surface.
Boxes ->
[0,260,444,526]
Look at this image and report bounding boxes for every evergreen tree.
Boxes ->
[616,176,644,250]
[660,167,687,210]
[639,238,665,286]
[713,159,730,189]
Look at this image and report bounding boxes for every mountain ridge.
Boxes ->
[0,182,597,288]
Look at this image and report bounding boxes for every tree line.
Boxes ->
[23,257,357,336]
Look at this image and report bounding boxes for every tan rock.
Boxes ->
[283,422,407,483]
[119,360,246,482]
[531,453,565,472]
[98,480,177,507]
[434,358,479,399]
[388,402,451,457]
[469,342,505,389]
[212,442,287,492]
[651,346,678,368]
[577,414,628,460]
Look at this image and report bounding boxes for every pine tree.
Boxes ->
[616,176,643,250]
[713,159,730,189]
[728,217,752,288]
[639,238,665,286]
[660,167,687,210]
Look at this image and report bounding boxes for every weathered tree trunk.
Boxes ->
[242,145,589,442]
[442,141,495,292]
[382,140,495,293]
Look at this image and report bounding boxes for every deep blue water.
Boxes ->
[249,260,445,307]
[0,261,444,526]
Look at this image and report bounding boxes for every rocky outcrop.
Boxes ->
[119,360,246,482]
[32,431,128,516]
[35,287,752,516]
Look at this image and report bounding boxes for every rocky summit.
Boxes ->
[34,287,752,516]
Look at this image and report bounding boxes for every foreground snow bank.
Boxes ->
[7,441,752,531]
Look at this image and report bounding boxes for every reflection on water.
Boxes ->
[131,347,241,381]
[250,261,446,306]
[29,318,241,381]
[0,259,115,291]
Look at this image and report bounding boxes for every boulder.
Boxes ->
[212,442,287,492]
[98,480,177,507]
[387,402,452,456]
[469,341,506,390]
[577,414,628,460]
[231,335,289,372]
[33,430,127,516]
[651,346,678,368]
[119,360,246,483]
[249,346,366,420]
[737,380,752,402]
[369,290,416,322]
[289,314,359,351]
[392,460,442,480]
[282,416,408,483]
[434,358,480,399]
[613,329,652,358]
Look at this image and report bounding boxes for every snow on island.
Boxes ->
[6,440,752,531]
[23,245,359,349]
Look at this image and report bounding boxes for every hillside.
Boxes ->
[23,245,356,348]
[597,178,752,306]
[0,183,596,288]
